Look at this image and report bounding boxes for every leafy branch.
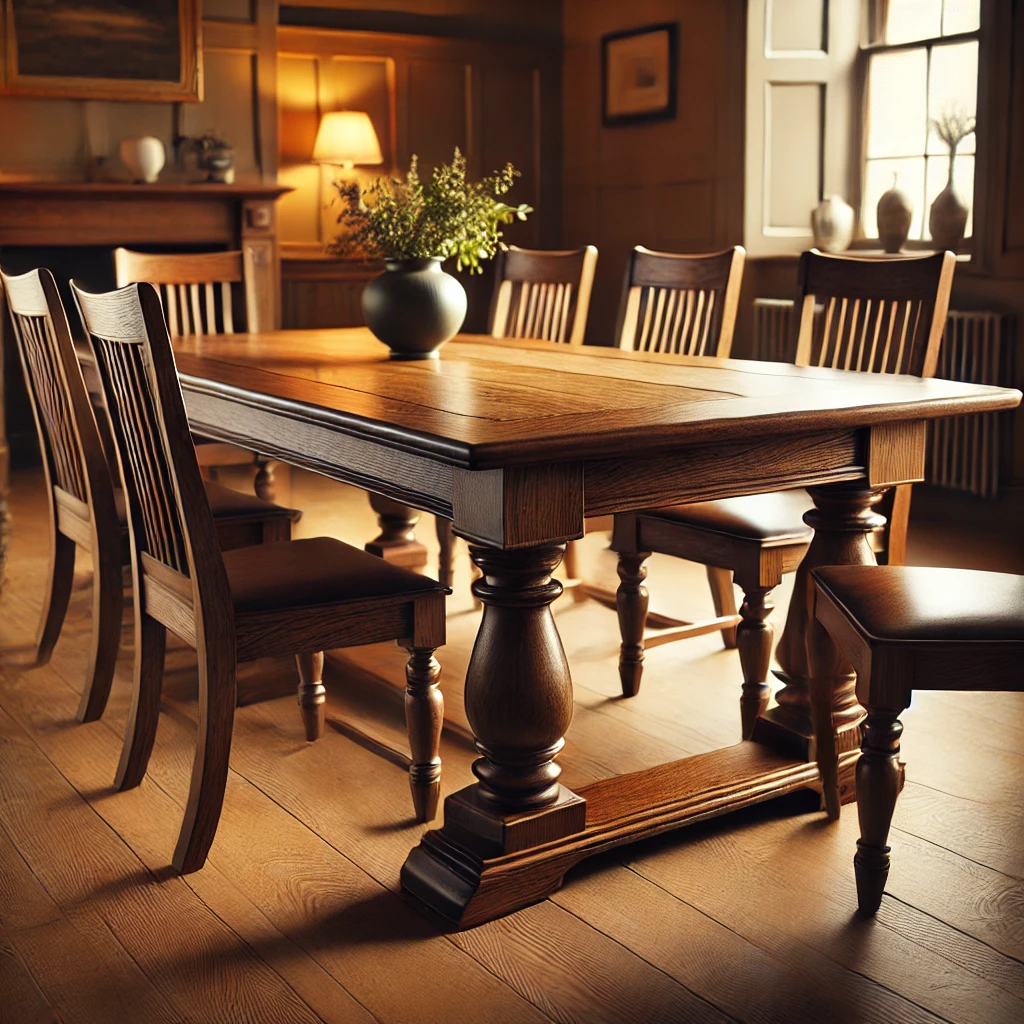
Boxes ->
[327,148,531,273]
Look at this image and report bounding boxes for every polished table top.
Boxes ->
[172,328,1020,471]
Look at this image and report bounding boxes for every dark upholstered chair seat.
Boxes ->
[115,479,300,528]
[811,562,1024,917]
[223,537,445,614]
[646,489,813,544]
[812,565,1024,644]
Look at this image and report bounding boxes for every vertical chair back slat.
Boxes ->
[113,248,249,337]
[71,281,224,586]
[793,249,955,378]
[615,246,746,358]
[0,267,116,523]
[489,245,598,346]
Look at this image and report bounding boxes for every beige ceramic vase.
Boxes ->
[877,174,913,253]
[929,152,969,252]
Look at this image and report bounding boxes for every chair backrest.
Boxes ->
[0,266,116,528]
[615,246,746,358]
[113,248,260,337]
[793,249,956,378]
[488,245,598,346]
[71,280,227,613]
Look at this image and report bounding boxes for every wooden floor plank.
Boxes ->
[453,900,734,1024]
[2,466,1022,1024]
[554,860,942,1024]
[894,781,1024,878]
[0,593,553,1024]
[0,827,184,1024]
[887,828,1024,962]
[620,803,1024,1024]
[0,702,329,1024]
[0,927,60,1024]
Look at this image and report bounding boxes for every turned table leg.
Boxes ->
[401,541,586,927]
[754,482,885,787]
[366,493,428,569]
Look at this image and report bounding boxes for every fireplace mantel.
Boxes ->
[0,181,292,569]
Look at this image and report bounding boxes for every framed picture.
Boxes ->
[601,22,678,127]
[1,0,202,102]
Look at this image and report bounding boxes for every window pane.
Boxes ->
[925,152,974,239]
[863,157,926,240]
[927,41,978,154]
[942,0,980,35]
[867,49,928,158]
[886,0,942,43]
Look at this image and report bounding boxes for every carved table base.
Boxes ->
[401,483,880,928]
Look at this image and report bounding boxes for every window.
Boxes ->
[861,0,980,243]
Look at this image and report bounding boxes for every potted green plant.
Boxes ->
[329,148,531,359]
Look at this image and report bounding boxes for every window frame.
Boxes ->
[853,17,981,254]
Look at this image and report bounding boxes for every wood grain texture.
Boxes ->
[2,467,1021,1023]
[173,330,1020,472]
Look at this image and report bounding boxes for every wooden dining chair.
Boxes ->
[113,247,278,501]
[489,244,598,346]
[612,249,956,740]
[435,244,599,590]
[72,279,448,874]
[810,564,1024,914]
[567,245,748,621]
[1,265,299,725]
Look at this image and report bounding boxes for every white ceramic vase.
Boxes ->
[811,195,855,252]
[119,136,165,184]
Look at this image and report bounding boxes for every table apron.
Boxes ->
[183,387,927,547]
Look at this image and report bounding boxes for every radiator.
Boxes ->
[927,311,1015,499]
[751,299,1015,498]
[752,298,798,363]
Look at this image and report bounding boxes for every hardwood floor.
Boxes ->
[1,466,1021,1024]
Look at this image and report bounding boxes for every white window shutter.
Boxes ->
[744,0,862,257]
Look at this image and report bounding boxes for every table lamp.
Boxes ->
[312,110,383,169]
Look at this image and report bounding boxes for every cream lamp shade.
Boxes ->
[312,111,383,169]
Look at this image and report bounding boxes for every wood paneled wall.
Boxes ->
[560,0,746,347]
[277,25,562,330]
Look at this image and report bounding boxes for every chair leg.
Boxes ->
[616,551,651,697]
[436,517,455,589]
[854,707,904,915]
[172,648,237,875]
[735,584,774,741]
[563,540,588,603]
[295,650,326,741]
[115,614,167,790]
[253,456,277,502]
[76,542,124,723]
[403,645,443,822]
[706,566,738,649]
[36,531,76,666]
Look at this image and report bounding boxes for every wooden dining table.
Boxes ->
[171,326,1021,929]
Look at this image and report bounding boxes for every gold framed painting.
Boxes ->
[602,22,678,127]
[1,0,202,102]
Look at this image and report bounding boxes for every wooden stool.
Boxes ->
[810,564,1024,914]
